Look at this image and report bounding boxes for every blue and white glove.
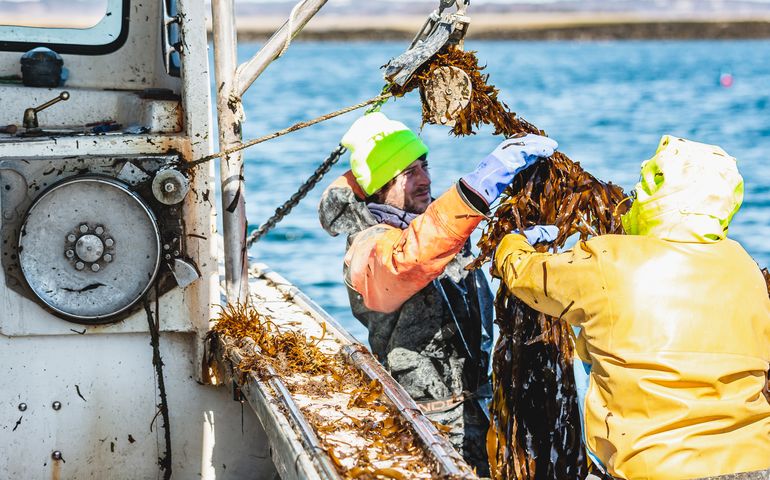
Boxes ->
[461,134,558,208]
[516,225,559,245]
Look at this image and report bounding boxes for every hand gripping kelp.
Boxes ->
[389,45,630,479]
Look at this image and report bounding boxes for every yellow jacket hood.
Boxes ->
[621,135,744,243]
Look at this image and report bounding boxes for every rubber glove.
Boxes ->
[516,225,559,245]
[491,225,559,278]
[461,134,558,208]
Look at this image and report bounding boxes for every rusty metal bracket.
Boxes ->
[383,0,470,87]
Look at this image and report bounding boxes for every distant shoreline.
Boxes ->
[229,15,770,41]
[6,12,770,41]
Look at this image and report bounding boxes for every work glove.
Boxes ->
[460,134,558,208]
[516,225,559,245]
[491,225,559,278]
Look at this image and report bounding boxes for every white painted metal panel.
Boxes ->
[0,85,182,133]
[0,332,276,479]
[0,0,178,91]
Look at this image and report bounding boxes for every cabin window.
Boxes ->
[0,0,129,54]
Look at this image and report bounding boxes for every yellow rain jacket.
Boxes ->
[494,136,770,479]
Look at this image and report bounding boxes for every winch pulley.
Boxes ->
[1,157,197,324]
[65,224,115,272]
[17,175,162,322]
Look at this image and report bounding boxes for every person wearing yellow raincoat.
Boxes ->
[494,136,770,480]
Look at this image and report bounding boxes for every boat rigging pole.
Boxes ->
[211,0,329,303]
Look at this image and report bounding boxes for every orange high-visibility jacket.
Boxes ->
[495,233,770,480]
[345,181,484,313]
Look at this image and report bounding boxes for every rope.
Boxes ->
[278,1,302,59]
[185,92,391,169]
[239,86,394,246]
[246,144,347,247]
[366,84,392,114]
[144,290,172,480]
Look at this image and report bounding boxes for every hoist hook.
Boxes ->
[383,0,471,87]
[439,0,469,16]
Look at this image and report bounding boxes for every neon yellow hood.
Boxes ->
[621,135,744,242]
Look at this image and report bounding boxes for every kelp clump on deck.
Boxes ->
[392,46,628,479]
[209,303,441,479]
[211,302,334,377]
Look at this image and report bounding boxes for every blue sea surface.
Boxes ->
[230,40,770,343]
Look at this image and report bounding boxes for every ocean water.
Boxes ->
[233,40,770,343]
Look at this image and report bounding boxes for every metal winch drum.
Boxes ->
[18,176,162,322]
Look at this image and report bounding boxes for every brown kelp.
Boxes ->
[391,46,628,479]
[390,46,540,137]
[209,303,441,479]
[481,158,627,480]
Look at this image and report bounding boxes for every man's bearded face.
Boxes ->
[378,156,431,214]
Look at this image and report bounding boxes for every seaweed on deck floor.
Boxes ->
[208,303,441,479]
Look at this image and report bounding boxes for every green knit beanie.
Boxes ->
[341,112,429,196]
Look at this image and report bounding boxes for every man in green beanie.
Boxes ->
[318,112,557,474]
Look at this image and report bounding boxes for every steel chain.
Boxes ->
[246,144,347,247]
[245,84,393,247]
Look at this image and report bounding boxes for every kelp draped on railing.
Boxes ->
[391,46,629,479]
